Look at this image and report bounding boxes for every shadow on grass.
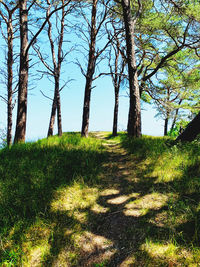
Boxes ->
[0,134,108,265]
[1,133,200,266]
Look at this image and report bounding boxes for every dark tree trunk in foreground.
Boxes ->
[81,0,97,137]
[176,112,200,142]
[121,0,141,137]
[14,0,28,143]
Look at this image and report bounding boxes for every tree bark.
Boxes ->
[176,112,200,142]
[164,109,170,136]
[7,14,14,146]
[81,0,97,137]
[56,78,62,136]
[112,89,119,136]
[46,1,64,137]
[164,117,168,136]
[121,0,141,137]
[170,99,182,132]
[14,0,28,143]
[47,77,62,137]
[47,86,57,137]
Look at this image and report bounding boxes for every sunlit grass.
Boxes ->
[0,132,108,266]
[1,132,200,266]
[114,133,200,265]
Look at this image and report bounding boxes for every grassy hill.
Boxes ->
[0,132,200,266]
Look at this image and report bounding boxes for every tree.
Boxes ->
[146,48,200,135]
[121,0,141,137]
[0,1,18,146]
[107,21,126,136]
[33,0,74,137]
[76,0,111,137]
[14,0,71,143]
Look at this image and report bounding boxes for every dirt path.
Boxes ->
[81,133,150,266]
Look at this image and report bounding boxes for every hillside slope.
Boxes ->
[0,132,200,266]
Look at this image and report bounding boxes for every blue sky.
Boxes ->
[0,5,165,142]
[0,46,164,141]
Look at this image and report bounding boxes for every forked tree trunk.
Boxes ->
[121,0,141,137]
[7,15,14,146]
[47,78,62,137]
[81,0,97,137]
[14,0,28,143]
[176,112,200,142]
[47,89,57,137]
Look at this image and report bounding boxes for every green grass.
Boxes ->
[109,133,200,265]
[0,132,200,266]
[0,133,107,266]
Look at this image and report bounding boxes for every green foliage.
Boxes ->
[168,119,189,137]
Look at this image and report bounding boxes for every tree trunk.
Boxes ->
[164,117,168,136]
[170,99,182,132]
[112,89,119,136]
[176,112,200,142]
[164,110,170,136]
[14,0,28,143]
[7,15,14,146]
[81,0,97,137]
[56,80,62,136]
[121,0,141,137]
[47,78,62,137]
[47,90,57,137]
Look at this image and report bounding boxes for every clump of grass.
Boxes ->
[0,133,107,266]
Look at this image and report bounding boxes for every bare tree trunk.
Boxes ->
[164,117,168,136]
[47,77,62,137]
[164,109,170,136]
[112,89,119,136]
[14,0,28,143]
[81,0,97,137]
[47,89,57,137]
[56,78,62,136]
[7,15,14,146]
[121,0,141,137]
[46,1,64,137]
[170,99,182,131]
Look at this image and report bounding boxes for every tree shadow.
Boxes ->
[0,137,108,265]
[1,134,200,266]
